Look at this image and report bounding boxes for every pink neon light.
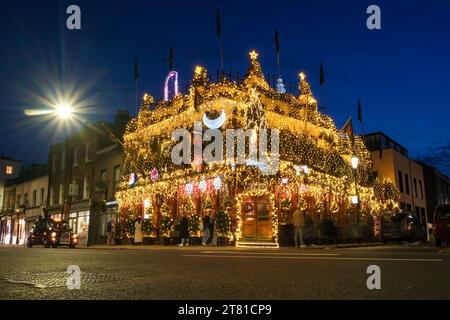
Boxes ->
[164,71,179,101]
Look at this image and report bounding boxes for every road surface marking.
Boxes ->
[182,254,442,262]
[200,250,340,256]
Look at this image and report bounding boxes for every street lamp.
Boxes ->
[351,156,359,169]
[55,103,73,120]
[351,156,360,225]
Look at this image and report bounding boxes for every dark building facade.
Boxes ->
[45,110,130,245]
[364,132,428,223]
[419,162,450,222]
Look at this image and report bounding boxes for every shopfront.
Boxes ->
[25,206,45,239]
[0,216,11,244]
[68,210,90,246]
[89,201,119,245]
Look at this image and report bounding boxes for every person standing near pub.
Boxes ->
[106,217,116,246]
[179,213,189,246]
[292,204,306,248]
[134,216,143,245]
[202,215,210,245]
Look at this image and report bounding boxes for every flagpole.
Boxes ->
[275,28,280,77]
[320,61,328,114]
[220,36,224,73]
[216,8,224,76]
[135,78,138,115]
[276,52,280,77]
[133,58,139,115]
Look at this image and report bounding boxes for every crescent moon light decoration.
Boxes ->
[164,71,179,101]
[202,109,226,129]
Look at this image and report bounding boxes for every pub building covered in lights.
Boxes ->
[116,51,400,247]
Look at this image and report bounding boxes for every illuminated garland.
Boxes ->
[115,49,401,245]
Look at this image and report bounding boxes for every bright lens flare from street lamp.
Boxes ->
[55,103,73,119]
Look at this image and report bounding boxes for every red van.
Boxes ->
[432,205,450,246]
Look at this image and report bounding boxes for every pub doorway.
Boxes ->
[241,196,272,240]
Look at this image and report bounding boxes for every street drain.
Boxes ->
[1,272,123,288]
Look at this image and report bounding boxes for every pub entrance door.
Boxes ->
[241,196,272,240]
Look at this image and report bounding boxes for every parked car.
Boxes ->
[381,211,426,243]
[27,218,78,248]
[432,205,450,247]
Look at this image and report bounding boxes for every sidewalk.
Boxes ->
[84,242,384,251]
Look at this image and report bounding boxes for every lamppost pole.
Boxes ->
[351,156,360,226]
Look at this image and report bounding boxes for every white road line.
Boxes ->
[182,254,443,262]
[200,251,340,256]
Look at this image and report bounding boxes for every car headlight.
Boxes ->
[51,232,57,237]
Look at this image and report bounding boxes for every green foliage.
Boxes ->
[188,214,201,236]
[184,197,195,212]
[221,196,233,211]
[160,215,174,237]
[160,203,171,216]
[203,194,214,211]
[216,211,231,237]
[142,219,155,236]
[280,198,291,211]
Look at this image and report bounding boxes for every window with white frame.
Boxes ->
[73,147,80,167]
[83,176,91,199]
[85,142,93,163]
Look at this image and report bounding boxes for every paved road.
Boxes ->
[0,244,449,300]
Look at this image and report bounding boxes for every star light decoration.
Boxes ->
[115,49,400,245]
[249,50,259,60]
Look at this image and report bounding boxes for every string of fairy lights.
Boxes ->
[115,50,400,243]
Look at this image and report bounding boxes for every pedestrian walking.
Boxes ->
[211,219,217,246]
[209,217,217,246]
[134,216,143,245]
[292,205,306,247]
[106,217,116,245]
[179,214,189,246]
[202,215,210,245]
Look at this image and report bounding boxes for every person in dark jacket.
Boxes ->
[202,215,211,245]
[207,217,215,245]
[178,214,190,246]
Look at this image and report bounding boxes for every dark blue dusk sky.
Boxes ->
[0,0,449,174]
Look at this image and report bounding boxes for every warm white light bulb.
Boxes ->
[351,156,359,169]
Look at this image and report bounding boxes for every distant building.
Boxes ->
[418,162,450,222]
[364,132,428,224]
[45,110,130,246]
[0,156,21,212]
[0,163,46,245]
